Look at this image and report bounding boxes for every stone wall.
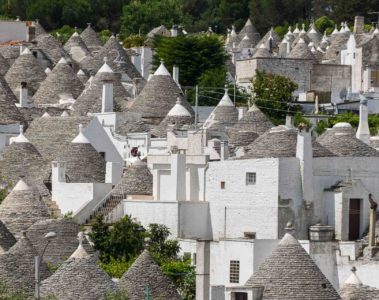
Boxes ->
[311,64,351,103]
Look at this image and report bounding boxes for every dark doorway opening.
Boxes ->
[349,198,361,240]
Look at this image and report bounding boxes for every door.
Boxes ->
[349,198,361,240]
[234,292,248,300]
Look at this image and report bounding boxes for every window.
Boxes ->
[246,172,256,185]
[192,253,197,265]
[99,152,106,159]
[221,181,225,189]
[229,260,240,283]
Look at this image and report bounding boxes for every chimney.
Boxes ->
[296,127,314,204]
[220,141,229,160]
[252,286,264,300]
[101,79,113,113]
[354,16,364,34]
[19,45,25,55]
[196,240,210,300]
[363,66,371,92]
[171,25,178,37]
[19,82,28,107]
[285,115,294,128]
[171,149,186,201]
[314,95,319,114]
[172,64,179,85]
[27,25,35,42]
[356,95,370,144]
[51,161,66,183]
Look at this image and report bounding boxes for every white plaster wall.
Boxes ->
[83,118,123,163]
[206,159,280,240]
[52,182,112,215]
[338,261,379,288]
[178,202,211,239]
[210,239,255,287]
[313,157,379,238]
[123,200,179,237]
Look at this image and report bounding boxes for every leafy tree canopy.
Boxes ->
[252,70,298,124]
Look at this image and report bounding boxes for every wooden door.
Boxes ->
[349,198,361,240]
[235,292,248,300]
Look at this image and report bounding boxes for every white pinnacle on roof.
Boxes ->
[308,23,318,34]
[45,67,51,74]
[61,110,69,117]
[72,124,90,144]
[373,25,379,35]
[154,60,171,76]
[298,38,306,44]
[21,48,32,55]
[333,122,352,129]
[41,112,51,118]
[57,57,68,64]
[293,24,300,34]
[167,98,191,117]
[344,22,350,32]
[98,60,113,73]
[77,69,85,76]
[72,31,80,37]
[286,26,293,36]
[12,125,30,144]
[13,178,31,191]
[218,86,234,107]
[300,23,306,33]
[332,25,339,35]
[69,232,89,259]
[344,267,362,286]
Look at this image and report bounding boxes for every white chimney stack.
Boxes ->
[101,80,114,113]
[356,95,370,144]
[196,240,210,300]
[171,25,178,37]
[172,64,179,85]
[220,141,229,160]
[52,161,66,183]
[19,82,28,108]
[296,127,314,204]
[171,149,186,201]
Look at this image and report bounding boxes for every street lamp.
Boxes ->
[35,231,57,300]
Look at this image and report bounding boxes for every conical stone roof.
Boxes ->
[316,123,379,157]
[0,52,9,75]
[56,125,106,183]
[253,44,272,58]
[151,98,194,137]
[0,45,20,65]
[25,116,92,161]
[0,179,51,236]
[288,38,316,60]
[0,232,51,296]
[0,127,49,194]
[116,119,150,136]
[34,33,73,65]
[129,62,194,125]
[5,48,47,98]
[64,32,90,62]
[238,19,261,47]
[40,234,117,300]
[73,62,131,115]
[0,74,17,103]
[203,88,238,131]
[33,57,84,107]
[307,23,323,46]
[244,125,333,159]
[77,69,88,84]
[238,35,254,50]
[245,233,341,300]
[80,23,103,49]
[233,104,273,134]
[119,249,181,300]
[0,88,24,124]
[81,35,141,79]
[257,27,281,50]
[0,220,16,253]
[112,159,153,196]
[324,32,350,63]
[34,20,47,37]
[339,267,379,299]
[26,218,93,266]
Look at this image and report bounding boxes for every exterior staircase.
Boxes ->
[84,191,125,225]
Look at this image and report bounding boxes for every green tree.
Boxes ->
[252,70,298,124]
[315,16,334,34]
[51,25,77,44]
[153,35,227,87]
[120,0,184,35]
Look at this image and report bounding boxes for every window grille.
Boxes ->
[230,260,240,283]
[246,172,256,185]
